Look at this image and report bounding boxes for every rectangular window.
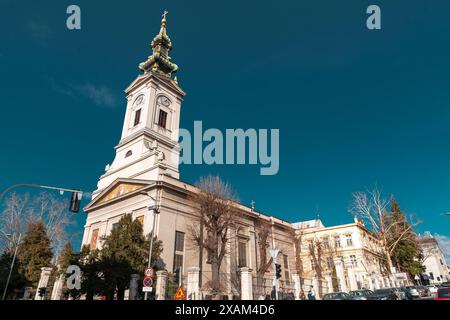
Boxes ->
[350,255,358,267]
[134,109,141,126]
[112,223,118,230]
[173,231,185,272]
[283,254,290,285]
[90,228,99,250]
[335,236,341,248]
[238,242,247,267]
[346,234,353,246]
[327,257,334,269]
[311,259,315,269]
[322,237,330,250]
[158,110,168,128]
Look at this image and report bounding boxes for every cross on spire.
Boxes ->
[162,10,168,20]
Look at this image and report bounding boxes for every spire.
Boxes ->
[139,10,178,77]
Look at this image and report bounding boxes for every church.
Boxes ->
[80,11,296,299]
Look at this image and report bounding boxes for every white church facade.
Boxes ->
[80,12,390,299]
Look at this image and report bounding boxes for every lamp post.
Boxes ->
[2,233,22,300]
[140,191,160,300]
[269,248,279,300]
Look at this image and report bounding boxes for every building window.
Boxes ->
[327,257,334,269]
[112,223,118,230]
[238,241,247,267]
[350,255,358,267]
[334,236,341,248]
[311,259,316,269]
[173,231,185,272]
[346,234,353,247]
[134,109,141,126]
[158,110,168,128]
[125,150,132,158]
[90,228,99,250]
[322,237,330,250]
[283,254,290,285]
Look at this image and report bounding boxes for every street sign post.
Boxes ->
[142,276,153,293]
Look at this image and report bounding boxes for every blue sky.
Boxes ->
[1,0,450,255]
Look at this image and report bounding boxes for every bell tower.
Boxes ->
[93,11,185,198]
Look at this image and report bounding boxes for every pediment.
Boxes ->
[84,179,154,211]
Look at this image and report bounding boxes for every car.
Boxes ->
[322,292,353,300]
[373,288,399,300]
[405,286,421,298]
[349,289,379,300]
[417,286,431,297]
[441,281,450,287]
[398,287,413,300]
[426,285,438,295]
[435,286,450,300]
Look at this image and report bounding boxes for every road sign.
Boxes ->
[142,287,153,292]
[174,286,186,300]
[144,267,154,277]
[143,276,153,288]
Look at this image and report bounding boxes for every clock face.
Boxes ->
[158,96,170,107]
[135,95,144,106]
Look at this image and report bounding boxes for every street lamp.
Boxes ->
[2,233,22,300]
[139,191,160,300]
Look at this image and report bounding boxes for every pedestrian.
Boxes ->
[300,289,306,300]
[307,285,316,300]
[264,292,271,300]
[286,290,295,300]
[270,286,277,300]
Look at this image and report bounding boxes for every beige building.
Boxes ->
[81,13,297,299]
[418,232,450,284]
[293,218,397,293]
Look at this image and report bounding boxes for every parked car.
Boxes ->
[441,281,450,287]
[349,289,379,300]
[405,286,421,298]
[417,286,431,297]
[398,287,413,300]
[435,286,450,300]
[322,292,353,300]
[426,285,439,295]
[373,288,399,300]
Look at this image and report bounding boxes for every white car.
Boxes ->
[427,285,438,295]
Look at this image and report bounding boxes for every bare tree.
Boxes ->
[254,220,273,296]
[349,187,421,272]
[188,175,237,295]
[0,192,77,258]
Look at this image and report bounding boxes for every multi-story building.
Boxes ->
[418,232,450,284]
[293,218,397,293]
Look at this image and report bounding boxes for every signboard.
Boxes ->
[174,286,186,300]
[144,267,154,278]
[394,272,408,281]
[143,276,153,288]
[142,287,153,293]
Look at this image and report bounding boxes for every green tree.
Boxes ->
[98,214,164,300]
[18,221,53,286]
[387,198,425,278]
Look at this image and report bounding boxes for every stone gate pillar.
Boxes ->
[186,267,200,300]
[240,267,253,300]
[128,274,140,300]
[35,267,53,300]
[51,273,65,300]
[155,270,168,300]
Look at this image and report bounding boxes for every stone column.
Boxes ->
[374,276,380,289]
[291,273,301,299]
[155,270,168,300]
[35,267,53,300]
[334,259,347,292]
[23,287,33,300]
[347,267,358,291]
[312,276,320,299]
[128,274,140,300]
[51,273,65,300]
[325,274,334,293]
[240,267,253,300]
[366,274,374,291]
[187,267,200,300]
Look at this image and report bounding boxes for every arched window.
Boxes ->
[125,150,132,158]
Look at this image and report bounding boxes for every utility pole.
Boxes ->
[140,191,160,300]
[2,233,22,300]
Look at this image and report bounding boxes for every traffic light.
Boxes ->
[69,191,82,213]
[275,263,282,279]
[38,287,46,298]
[174,267,181,284]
